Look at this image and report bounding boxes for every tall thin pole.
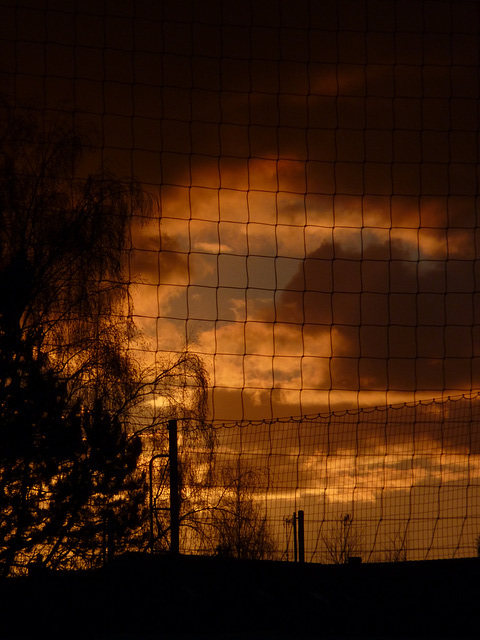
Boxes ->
[149,456,155,553]
[149,453,168,553]
[292,512,297,563]
[168,419,180,555]
[298,510,305,563]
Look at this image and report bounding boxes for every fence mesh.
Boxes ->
[141,393,480,561]
[2,0,480,561]
[195,392,480,561]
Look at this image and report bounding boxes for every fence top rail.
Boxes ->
[209,390,480,431]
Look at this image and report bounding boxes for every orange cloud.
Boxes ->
[130,187,480,422]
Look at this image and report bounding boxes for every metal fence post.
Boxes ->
[168,419,180,556]
[298,510,305,563]
[292,512,298,562]
[149,453,167,553]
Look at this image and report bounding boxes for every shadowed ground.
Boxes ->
[0,554,478,639]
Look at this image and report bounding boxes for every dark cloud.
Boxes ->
[131,225,190,285]
[277,230,480,395]
[5,0,479,192]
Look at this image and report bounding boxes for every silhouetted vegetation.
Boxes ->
[0,99,272,571]
[148,439,277,559]
[0,99,159,573]
[320,514,364,564]
[211,466,276,560]
[0,353,145,574]
[383,531,408,562]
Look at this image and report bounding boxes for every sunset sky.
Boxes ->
[2,0,480,560]
[2,0,480,424]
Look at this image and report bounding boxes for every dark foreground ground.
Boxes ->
[0,554,479,639]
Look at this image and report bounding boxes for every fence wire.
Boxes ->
[143,393,480,561]
[2,0,480,562]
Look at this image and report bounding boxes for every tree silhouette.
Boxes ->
[147,444,277,560]
[0,99,208,572]
[211,466,276,560]
[0,343,146,574]
[172,463,276,560]
[0,99,148,414]
[320,514,364,564]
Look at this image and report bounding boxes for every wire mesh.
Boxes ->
[142,394,479,561]
[2,0,480,562]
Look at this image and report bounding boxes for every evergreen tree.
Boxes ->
[0,335,146,574]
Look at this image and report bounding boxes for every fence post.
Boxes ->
[149,453,168,553]
[168,419,180,556]
[292,512,297,562]
[102,509,114,566]
[298,510,305,563]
